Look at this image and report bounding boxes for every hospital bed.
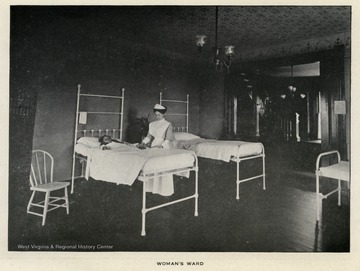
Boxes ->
[160,92,266,200]
[71,85,199,236]
[315,150,350,221]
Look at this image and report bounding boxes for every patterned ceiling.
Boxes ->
[21,5,350,62]
[96,6,351,57]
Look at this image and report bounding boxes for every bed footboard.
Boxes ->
[232,142,266,200]
[137,152,199,236]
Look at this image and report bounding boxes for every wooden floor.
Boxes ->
[8,143,350,252]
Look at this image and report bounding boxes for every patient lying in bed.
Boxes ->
[99,135,133,150]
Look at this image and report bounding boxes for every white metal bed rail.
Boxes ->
[76,128,123,139]
[71,84,125,194]
[172,126,188,132]
[160,92,189,133]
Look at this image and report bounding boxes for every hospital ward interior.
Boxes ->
[9,6,351,252]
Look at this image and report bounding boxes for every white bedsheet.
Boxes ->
[174,138,263,162]
[74,143,96,157]
[81,144,195,187]
[75,141,124,157]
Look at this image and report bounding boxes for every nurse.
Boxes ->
[138,104,175,196]
[138,104,173,149]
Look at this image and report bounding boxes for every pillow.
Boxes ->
[77,137,101,148]
[173,132,200,141]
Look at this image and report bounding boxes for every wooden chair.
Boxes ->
[315,150,350,221]
[27,150,70,225]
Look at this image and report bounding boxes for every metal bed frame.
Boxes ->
[138,154,198,236]
[71,84,125,194]
[230,144,266,200]
[160,91,189,132]
[160,92,266,200]
[315,150,350,222]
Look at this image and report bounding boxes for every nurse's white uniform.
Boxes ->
[143,118,172,149]
[142,118,174,196]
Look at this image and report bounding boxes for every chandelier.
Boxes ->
[195,7,235,73]
[281,65,306,100]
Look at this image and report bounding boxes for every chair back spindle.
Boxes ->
[30,150,54,187]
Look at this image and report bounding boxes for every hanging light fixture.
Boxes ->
[196,35,207,51]
[196,6,235,73]
[213,6,221,70]
[223,45,235,72]
[288,65,296,93]
[281,65,306,100]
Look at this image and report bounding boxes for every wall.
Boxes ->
[198,72,225,139]
[319,47,347,158]
[344,48,350,161]
[11,8,201,183]
[9,84,38,212]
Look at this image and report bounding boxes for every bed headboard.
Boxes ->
[73,84,125,143]
[159,92,189,133]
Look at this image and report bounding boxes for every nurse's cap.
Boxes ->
[153,104,167,113]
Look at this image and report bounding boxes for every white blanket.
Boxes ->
[174,139,263,162]
[83,144,195,196]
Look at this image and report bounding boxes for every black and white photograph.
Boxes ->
[3,1,359,270]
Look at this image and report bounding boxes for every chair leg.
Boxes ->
[64,187,69,214]
[42,192,50,226]
[27,191,36,213]
[338,179,341,206]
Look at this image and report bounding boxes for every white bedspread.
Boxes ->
[174,138,263,162]
[83,144,195,188]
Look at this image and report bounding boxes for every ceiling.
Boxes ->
[14,6,351,61]
[79,6,351,57]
